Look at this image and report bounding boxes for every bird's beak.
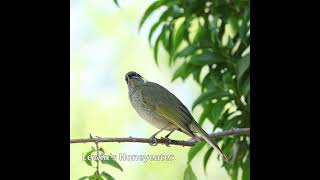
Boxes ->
[125,74,130,84]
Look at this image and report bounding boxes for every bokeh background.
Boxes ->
[70,0,229,179]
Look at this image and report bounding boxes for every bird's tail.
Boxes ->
[190,122,228,162]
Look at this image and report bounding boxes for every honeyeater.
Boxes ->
[125,71,227,161]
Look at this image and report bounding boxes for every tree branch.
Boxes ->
[70,128,249,147]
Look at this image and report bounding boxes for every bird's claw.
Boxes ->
[149,135,158,146]
[161,137,172,147]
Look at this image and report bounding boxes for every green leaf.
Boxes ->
[148,21,162,46]
[182,15,192,42]
[192,91,229,110]
[139,1,164,31]
[171,63,189,81]
[228,16,239,34]
[139,0,179,31]
[113,0,120,7]
[171,63,198,82]
[78,176,90,180]
[221,138,235,161]
[101,171,116,180]
[175,45,198,59]
[201,72,223,92]
[190,51,225,66]
[203,147,213,173]
[241,77,250,96]
[242,157,250,180]
[91,170,104,180]
[154,26,166,65]
[149,7,178,46]
[161,25,176,61]
[192,66,202,83]
[198,111,208,126]
[223,116,240,130]
[218,21,226,42]
[231,165,239,180]
[184,165,198,180]
[213,108,232,131]
[239,8,250,43]
[84,149,96,167]
[198,103,211,125]
[101,157,123,172]
[99,147,105,153]
[193,28,212,46]
[168,25,175,64]
[236,54,250,82]
[188,141,206,164]
[173,23,185,51]
[227,36,235,50]
[223,72,234,90]
[89,171,99,180]
[211,100,228,124]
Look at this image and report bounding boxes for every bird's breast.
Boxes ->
[129,89,174,130]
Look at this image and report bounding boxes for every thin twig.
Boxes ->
[94,141,99,179]
[70,128,249,147]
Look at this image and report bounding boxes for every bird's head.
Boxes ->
[125,71,146,89]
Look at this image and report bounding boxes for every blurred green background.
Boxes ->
[70,0,229,179]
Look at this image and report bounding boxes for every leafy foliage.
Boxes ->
[139,0,250,179]
[79,146,123,180]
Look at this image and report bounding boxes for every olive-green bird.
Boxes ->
[125,71,227,161]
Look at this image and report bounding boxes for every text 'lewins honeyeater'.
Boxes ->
[125,71,227,161]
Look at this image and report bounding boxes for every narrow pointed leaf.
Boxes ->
[153,26,167,65]
[188,141,206,163]
[113,0,120,7]
[139,1,163,31]
[84,149,96,167]
[101,171,116,180]
[184,165,198,180]
[211,100,228,124]
[175,45,197,58]
[192,91,229,110]
[203,147,213,173]
[173,23,185,51]
[190,51,225,66]
[236,54,250,81]
[171,63,189,82]
[148,21,162,46]
[101,157,123,172]
[78,176,90,180]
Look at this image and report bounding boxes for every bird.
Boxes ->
[125,71,228,161]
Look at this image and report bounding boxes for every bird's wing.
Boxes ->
[141,82,195,137]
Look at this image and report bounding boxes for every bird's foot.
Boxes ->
[161,136,172,147]
[149,135,158,146]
